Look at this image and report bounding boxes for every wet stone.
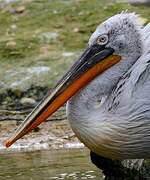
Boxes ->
[20,97,37,106]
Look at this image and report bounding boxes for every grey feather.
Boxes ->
[67,13,150,160]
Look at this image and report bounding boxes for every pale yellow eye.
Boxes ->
[96,34,108,45]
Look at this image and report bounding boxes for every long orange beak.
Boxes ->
[4,45,121,148]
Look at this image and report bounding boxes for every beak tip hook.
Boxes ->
[3,139,12,148]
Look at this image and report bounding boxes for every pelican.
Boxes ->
[4,12,150,161]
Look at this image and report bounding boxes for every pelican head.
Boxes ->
[4,12,144,153]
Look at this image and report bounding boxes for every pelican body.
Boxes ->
[5,13,150,160]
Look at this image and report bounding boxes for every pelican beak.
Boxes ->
[4,45,121,147]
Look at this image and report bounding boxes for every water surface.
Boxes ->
[0,148,103,180]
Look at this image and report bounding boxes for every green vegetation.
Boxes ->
[0,0,149,89]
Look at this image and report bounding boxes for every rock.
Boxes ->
[3,0,19,3]
[72,27,86,33]
[73,27,80,33]
[138,17,148,25]
[62,52,74,57]
[90,152,150,180]
[39,32,59,43]
[52,9,58,14]
[3,66,51,92]
[8,6,25,14]
[11,24,17,31]
[0,82,6,89]
[6,41,16,49]
[128,0,150,5]
[20,97,36,106]
[15,6,25,14]
[78,11,85,16]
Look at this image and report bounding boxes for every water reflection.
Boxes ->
[0,148,103,180]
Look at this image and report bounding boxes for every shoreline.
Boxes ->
[0,119,84,153]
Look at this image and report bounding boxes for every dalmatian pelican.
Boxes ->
[4,12,150,162]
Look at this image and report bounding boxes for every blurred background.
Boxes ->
[0,0,149,179]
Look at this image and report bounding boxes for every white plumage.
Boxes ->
[67,13,150,160]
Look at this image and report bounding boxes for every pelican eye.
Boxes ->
[96,34,108,45]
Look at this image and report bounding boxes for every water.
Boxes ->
[0,148,103,180]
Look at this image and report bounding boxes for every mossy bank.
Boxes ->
[0,0,149,107]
